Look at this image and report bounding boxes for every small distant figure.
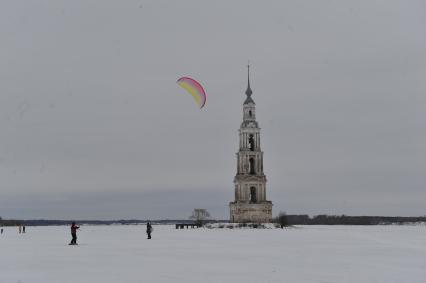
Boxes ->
[69,222,80,245]
[22,226,26,233]
[18,225,22,234]
[146,221,152,239]
[1,228,3,234]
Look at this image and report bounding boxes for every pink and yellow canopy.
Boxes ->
[177,77,206,109]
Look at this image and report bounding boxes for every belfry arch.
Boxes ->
[248,134,255,151]
[250,187,257,203]
[249,158,255,175]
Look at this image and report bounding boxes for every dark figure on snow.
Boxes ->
[146,222,152,239]
[69,222,80,245]
[1,228,3,234]
[23,226,26,233]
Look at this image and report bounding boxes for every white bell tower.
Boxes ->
[229,65,273,223]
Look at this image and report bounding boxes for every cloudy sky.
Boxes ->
[1,0,425,220]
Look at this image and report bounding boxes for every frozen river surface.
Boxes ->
[1,225,426,283]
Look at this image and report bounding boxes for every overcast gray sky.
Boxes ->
[1,0,425,220]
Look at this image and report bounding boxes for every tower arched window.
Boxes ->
[249,158,255,175]
[250,187,257,203]
[248,134,255,151]
[249,110,252,117]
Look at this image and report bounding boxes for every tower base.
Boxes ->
[229,201,272,223]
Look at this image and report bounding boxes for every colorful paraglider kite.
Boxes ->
[177,77,206,109]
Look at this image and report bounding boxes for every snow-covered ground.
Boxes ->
[1,225,426,283]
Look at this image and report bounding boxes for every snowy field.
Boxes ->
[1,225,426,283]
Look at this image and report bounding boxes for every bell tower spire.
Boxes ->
[246,63,252,95]
[244,63,255,104]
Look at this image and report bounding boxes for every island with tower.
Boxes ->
[229,66,273,223]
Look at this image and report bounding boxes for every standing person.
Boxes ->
[1,227,3,234]
[18,225,21,234]
[146,221,152,239]
[23,226,26,233]
[69,222,80,245]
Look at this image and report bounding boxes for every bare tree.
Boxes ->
[189,209,211,226]
[277,211,289,228]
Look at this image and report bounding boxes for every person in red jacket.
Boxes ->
[69,222,80,245]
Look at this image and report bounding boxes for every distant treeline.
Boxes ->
[0,218,208,226]
[1,215,426,226]
[284,215,426,225]
[0,218,23,226]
